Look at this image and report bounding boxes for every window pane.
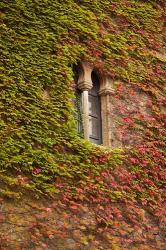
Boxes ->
[88,95,97,116]
[89,116,98,138]
[75,90,83,136]
[77,118,83,135]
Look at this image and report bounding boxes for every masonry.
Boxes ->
[75,61,156,148]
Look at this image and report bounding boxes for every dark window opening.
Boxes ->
[89,71,102,145]
[75,89,83,136]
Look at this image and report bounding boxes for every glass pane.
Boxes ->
[77,119,83,135]
[89,116,98,138]
[75,91,83,136]
[88,95,97,116]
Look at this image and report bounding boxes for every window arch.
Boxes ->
[73,62,114,147]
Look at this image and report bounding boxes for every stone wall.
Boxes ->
[74,63,154,148]
[108,83,152,148]
[0,197,165,250]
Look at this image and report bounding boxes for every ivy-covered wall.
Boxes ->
[0,0,165,249]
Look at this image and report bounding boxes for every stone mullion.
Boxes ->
[81,90,89,140]
[99,76,115,147]
[77,62,93,141]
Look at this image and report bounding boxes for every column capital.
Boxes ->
[99,76,115,96]
[77,62,93,91]
[78,81,93,91]
[99,87,115,96]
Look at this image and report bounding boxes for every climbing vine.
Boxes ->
[0,0,165,249]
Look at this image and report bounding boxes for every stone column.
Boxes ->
[77,62,93,140]
[99,77,114,147]
[81,90,89,139]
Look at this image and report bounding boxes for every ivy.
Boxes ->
[0,0,165,248]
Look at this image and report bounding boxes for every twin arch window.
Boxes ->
[75,71,102,145]
[74,62,114,147]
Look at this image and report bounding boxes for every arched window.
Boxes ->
[88,71,102,144]
[73,62,114,147]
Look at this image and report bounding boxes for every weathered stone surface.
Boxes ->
[0,196,165,250]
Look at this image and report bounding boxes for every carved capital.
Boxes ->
[99,76,115,96]
[77,62,93,91]
[78,80,93,91]
[99,87,115,96]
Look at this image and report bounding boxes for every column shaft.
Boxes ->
[100,94,111,147]
[81,90,89,140]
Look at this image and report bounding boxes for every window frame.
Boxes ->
[74,62,114,147]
